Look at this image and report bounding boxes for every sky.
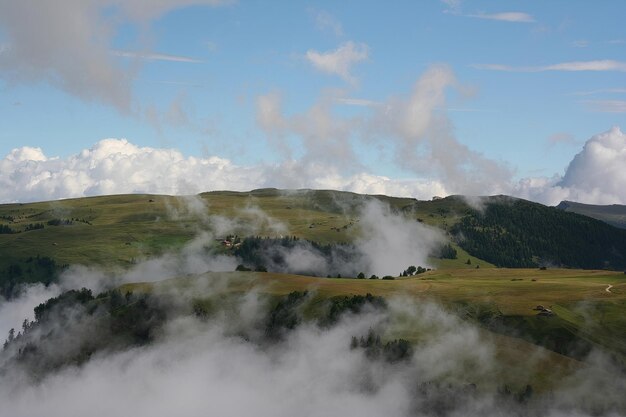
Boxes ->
[0,0,625,204]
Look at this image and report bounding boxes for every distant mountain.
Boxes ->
[557,201,626,229]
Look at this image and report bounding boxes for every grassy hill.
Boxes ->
[0,189,486,272]
[2,189,626,285]
[557,200,626,229]
[119,267,626,389]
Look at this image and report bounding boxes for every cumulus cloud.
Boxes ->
[0,138,451,203]
[0,0,228,112]
[517,127,626,205]
[558,127,626,202]
[305,41,369,83]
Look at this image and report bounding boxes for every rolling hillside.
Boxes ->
[2,189,626,297]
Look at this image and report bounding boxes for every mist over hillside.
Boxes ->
[0,190,624,416]
[2,267,625,417]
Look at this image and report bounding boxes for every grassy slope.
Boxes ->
[122,268,626,392]
[0,189,492,270]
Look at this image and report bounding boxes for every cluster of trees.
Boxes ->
[47,218,73,226]
[0,223,45,233]
[265,291,309,340]
[235,264,267,272]
[24,223,44,231]
[451,199,626,269]
[233,236,358,277]
[356,273,387,280]
[350,329,412,363]
[0,256,64,299]
[265,292,389,340]
[324,293,387,325]
[434,243,458,259]
[3,285,417,379]
[400,265,428,277]
[0,224,15,234]
[3,288,166,375]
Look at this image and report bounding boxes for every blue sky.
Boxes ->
[0,0,625,203]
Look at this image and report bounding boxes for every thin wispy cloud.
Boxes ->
[467,12,535,23]
[444,107,498,113]
[310,9,343,37]
[570,88,626,96]
[571,40,590,48]
[473,60,626,72]
[111,50,203,63]
[334,97,382,107]
[305,41,369,84]
[547,132,578,146]
[582,100,626,113]
[440,0,462,14]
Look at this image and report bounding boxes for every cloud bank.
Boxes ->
[2,126,626,206]
[0,138,449,203]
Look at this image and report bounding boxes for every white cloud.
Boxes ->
[0,139,450,203]
[467,12,535,23]
[367,65,513,196]
[0,0,228,112]
[3,128,626,207]
[582,100,626,113]
[473,60,626,72]
[305,41,369,83]
[517,127,626,205]
[558,127,626,202]
[5,146,48,162]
